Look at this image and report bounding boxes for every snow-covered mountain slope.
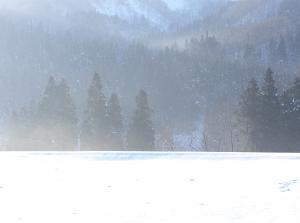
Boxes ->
[168,0,294,46]
[220,0,283,26]
[0,0,295,44]
[91,0,230,28]
[92,0,174,29]
[0,0,228,30]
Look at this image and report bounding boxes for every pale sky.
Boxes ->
[163,0,186,10]
[0,0,188,12]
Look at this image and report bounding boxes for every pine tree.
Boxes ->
[243,43,255,61]
[268,38,277,63]
[36,77,77,150]
[127,89,155,151]
[281,78,300,152]
[295,29,300,56]
[6,108,32,150]
[38,76,57,122]
[277,36,287,62]
[238,78,260,151]
[36,76,59,149]
[55,79,78,148]
[107,93,123,150]
[259,68,282,152]
[81,73,108,150]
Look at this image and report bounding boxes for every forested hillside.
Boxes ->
[0,0,299,151]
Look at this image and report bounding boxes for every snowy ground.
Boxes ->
[0,152,299,223]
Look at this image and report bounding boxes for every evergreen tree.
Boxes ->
[127,89,155,150]
[294,29,300,56]
[81,73,108,150]
[268,38,277,63]
[258,68,282,152]
[6,107,33,150]
[277,36,287,62]
[243,43,255,61]
[38,76,57,122]
[281,78,300,152]
[107,93,123,150]
[37,76,77,150]
[55,79,78,148]
[239,78,260,151]
[36,76,58,149]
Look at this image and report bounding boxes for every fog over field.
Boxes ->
[0,0,299,151]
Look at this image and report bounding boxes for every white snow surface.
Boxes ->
[0,152,300,223]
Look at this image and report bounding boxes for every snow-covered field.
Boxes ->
[0,152,299,223]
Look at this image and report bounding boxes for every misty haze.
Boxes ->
[0,0,300,152]
[1,1,300,223]
[0,0,299,152]
[0,0,298,152]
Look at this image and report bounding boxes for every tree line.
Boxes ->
[238,68,300,152]
[6,73,155,151]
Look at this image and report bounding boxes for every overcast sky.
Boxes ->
[0,0,195,12]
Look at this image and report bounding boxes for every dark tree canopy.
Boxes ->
[127,89,155,151]
[239,78,260,151]
[107,93,124,150]
[81,73,108,150]
[37,77,78,149]
[238,68,300,153]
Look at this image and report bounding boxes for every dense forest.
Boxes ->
[0,0,300,152]
[6,74,155,150]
